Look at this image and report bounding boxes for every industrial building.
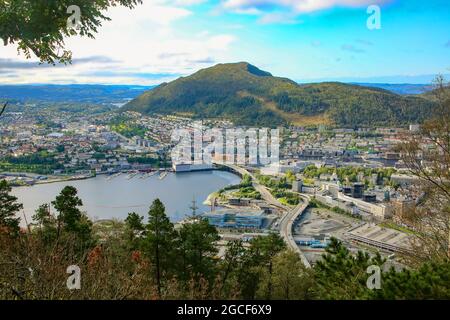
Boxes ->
[203,209,266,229]
[347,224,412,253]
[320,182,393,220]
[392,197,416,224]
[292,179,303,192]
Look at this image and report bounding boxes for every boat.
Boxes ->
[146,171,157,177]
[106,172,121,180]
[159,171,168,180]
[127,172,138,180]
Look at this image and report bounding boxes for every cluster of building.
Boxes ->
[203,209,266,230]
[0,110,195,178]
[280,126,416,170]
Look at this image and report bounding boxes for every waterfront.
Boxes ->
[12,170,241,224]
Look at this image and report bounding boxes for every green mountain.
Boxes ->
[420,85,450,102]
[123,62,436,127]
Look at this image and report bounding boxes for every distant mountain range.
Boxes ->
[0,84,154,105]
[123,62,437,127]
[351,83,433,95]
[0,64,440,127]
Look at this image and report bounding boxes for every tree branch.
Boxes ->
[0,102,7,117]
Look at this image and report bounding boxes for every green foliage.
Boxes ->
[313,238,385,299]
[218,174,253,194]
[51,186,94,248]
[256,174,299,204]
[238,233,286,299]
[0,152,64,175]
[257,175,290,189]
[52,186,82,231]
[303,165,396,186]
[285,170,295,183]
[32,204,58,244]
[1,191,449,300]
[218,240,246,298]
[143,199,177,295]
[310,238,450,300]
[177,218,220,283]
[370,260,450,299]
[123,212,145,249]
[124,62,437,127]
[324,85,435,127]
[271,189,300,205]
[110,121,146,138]
[0,0,143,64]
[309,198,360,219]
[233,186,261,200]
[125,212,145,233]
[257,250,314,300]
[241,174,252,186]
[124,63,289,127]
[128,156,158,165]
[0,180,23,236]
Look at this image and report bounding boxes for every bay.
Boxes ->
[12,170,240,223]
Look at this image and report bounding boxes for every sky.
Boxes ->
[0,0,449,85]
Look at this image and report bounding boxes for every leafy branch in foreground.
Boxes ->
[395,76,450,265]
[0,0,142,64]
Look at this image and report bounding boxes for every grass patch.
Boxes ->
[379,221,417,235]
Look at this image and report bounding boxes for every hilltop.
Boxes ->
[123,62,436,127]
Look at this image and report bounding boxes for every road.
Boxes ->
[222,164,288,209]
[218,163,311,268]
[278,194,311,268]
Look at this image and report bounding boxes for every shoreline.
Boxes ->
[6,169,173,188]
[8,166,241,189]
[13,169,242,227]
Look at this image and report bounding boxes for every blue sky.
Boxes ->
[0,0,449,84]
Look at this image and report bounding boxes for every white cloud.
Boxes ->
[0,0,237,84]
[222,0,389,13]
[220,0,390,23]
[258,12,302,24]
[173,0,207,5]
[206,35,237,51]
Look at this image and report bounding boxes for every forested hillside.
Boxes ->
[123,62,436,127]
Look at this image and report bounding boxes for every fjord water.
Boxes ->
[12,171,240,223]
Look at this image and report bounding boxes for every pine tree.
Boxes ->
[218,240,246,297]
[239,233,286,299]
[177,218,220,284]
[313,237,384,299]
[144,199,177,297]
[124,212,145,250]
[370,260,450,299]
[51,186,93,249]
[32,203,58,244]
[0,180,23,236]
[258,250,314,300]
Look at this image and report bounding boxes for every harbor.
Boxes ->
[11,170,241,224]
